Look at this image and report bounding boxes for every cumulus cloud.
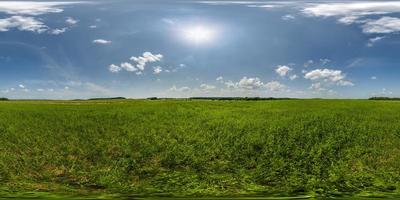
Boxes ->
[65,17,78,25]
[275,65,292,77]
[109,64,121,73]
[93,39,112,44]
[153,66,162,74]
[0,2,83,34]
[371,76,377,80]
[238,77,265,90]
[305,68,354,91]
[109,52,164,75]
[0,16,48,33]
[218,76,287,92]
[120,62,137,72]
[19,84,25,89]
[130,52,163,71]
[264,81,286,91]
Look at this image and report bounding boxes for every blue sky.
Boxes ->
[0,0,400,99]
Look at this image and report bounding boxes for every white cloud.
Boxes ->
[89,25,97,29]
[362,17,400,34]
[302,2,400,18]
[93,39,112,44]
[120,62,137,72]
[66,17,78,25]
[0,2,83,34]
[275,65,292,77]
[49,27,67,35]
[338,16,361,25]
[289,74,298,80]
[109,64,121,73]
[169,85,191,92]
[305,69,344,82]
[153,66,162,74]
[109,52,163,74]
[367,36,386,47]
[371,76,377,80]
[238,77,264,89]
[264,81,286,92]
[0,1,82,16]
[200,84,216,90]
[305,68,354,91]
[218,76,287,92]
[302,2,400,35]
[19,84,25,89]
[282,14,295,20]
[0,16,48,33]
[130,52,163,71]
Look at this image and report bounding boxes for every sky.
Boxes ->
[0,0,400,99]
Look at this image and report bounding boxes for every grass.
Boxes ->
[0,99,400,198]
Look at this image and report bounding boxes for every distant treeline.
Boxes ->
[369,97,400,101]
[87,97,127,100]
[0,97,9,101]
[147,97,297,101]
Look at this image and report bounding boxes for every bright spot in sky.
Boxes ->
[183,26,216,44]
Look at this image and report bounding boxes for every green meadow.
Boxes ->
[1,99,400,198]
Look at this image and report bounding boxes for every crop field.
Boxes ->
[1,100,400,198]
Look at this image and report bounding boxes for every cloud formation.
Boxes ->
[130,52,163,71]
[93,39,112,44]
[153,66,162,74]
[0,16,47,33]
[109,64,121,73]
[0,2,83,34]
[304,68,354,91]
[275,65,292,77]
[109,52,163,74]
[302,2,400,35]
[0,1,81,15]
[66,17,78,25]
[362,17,400,34]
[218,76,286,92]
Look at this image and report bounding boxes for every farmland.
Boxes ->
[0,99,400,198]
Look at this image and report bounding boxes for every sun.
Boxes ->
[183,25,215,44]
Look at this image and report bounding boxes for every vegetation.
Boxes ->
[0,99,400,198]
[0,98,8,101]
[369,97,400,101]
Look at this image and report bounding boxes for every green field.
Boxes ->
[1,100,400,199]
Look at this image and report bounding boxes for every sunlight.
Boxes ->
[183,25,216,44]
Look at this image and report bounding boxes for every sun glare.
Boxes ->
[183,25,215,44]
